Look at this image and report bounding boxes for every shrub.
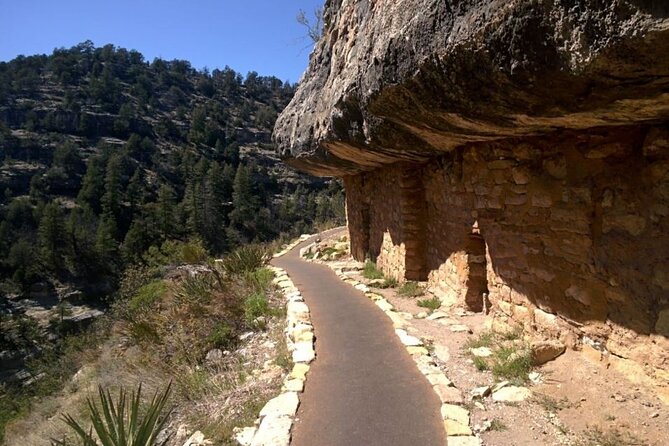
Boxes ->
[142,241,183,267]
[117,265,158,302]
[465,331,495,349]
[128,281,167,313]
[53,383,172,446]
[379,277,398,288]
[244,293,269,326]
[580,427,643,446]
[320,247,338,256]
[0,313,44,351]
[180,240,209,264]
[129,321,160,344]
[489,419,508,432]
[362,260,384,280]
[417,297,441,311]
[465,330,533,383]
[206,322,235,349]
[274,336,293,372]
[142,239,209,268]
[473,356,489,371]
[491,346,532,383]
[244,267,274,294]
[397,281,424,297]
[221,245,270,276]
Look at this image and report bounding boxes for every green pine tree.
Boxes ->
[228,163,259,244]
[38,201,67,272]
[78,156,106,213]
[156,184,176,239]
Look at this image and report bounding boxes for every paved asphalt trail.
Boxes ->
[272,234,445,446]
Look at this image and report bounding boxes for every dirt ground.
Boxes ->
[313,231,668,446]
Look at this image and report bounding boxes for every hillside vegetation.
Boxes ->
[3,243,293,445]
[0,42,344,442]
[0,41,342,297]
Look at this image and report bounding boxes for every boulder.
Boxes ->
[531,340,566,365]
[446,437,481,446]
[233,427,256,446]
[444,419,472,436]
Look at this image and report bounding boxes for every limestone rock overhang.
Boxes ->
[272,0,669,177]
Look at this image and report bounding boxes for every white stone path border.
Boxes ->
[233,235,316,446]
[304,248,482,446]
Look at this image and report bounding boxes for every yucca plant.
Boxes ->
[174,273,215,304]
[220,245,270,276]
[53,383,172,446]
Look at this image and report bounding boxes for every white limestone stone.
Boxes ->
[395,329,423,346]
[440,404,470,425]
[282,378,304,392]
[259,392,300,418]
[292,342,315,363]
[287,301,310,322]
[233,426,256,446]
[469,347,493,358]
[375,299,394,312]
[492,386,532,402]
[446,436,481,446]
[426,311,448,320]
[433,343,451,362]
[427,373,452,387]
[354,283,370,293]
[449,324,472,333]
[289,363,310,380]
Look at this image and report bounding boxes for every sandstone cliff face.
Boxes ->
[273,0,669,396]
[274,0,669,176]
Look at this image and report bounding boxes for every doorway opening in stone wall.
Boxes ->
[464,221,489,312]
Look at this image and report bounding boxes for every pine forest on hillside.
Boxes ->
[0,41,344,298]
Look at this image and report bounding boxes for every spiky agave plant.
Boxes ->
[53,383,172,446]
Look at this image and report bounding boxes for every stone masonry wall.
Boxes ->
[344,165,406,281]
[345,126,669,386]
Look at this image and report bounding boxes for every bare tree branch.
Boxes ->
[297,7,324,43]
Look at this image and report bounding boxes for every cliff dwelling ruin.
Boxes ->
[274,0,669,398]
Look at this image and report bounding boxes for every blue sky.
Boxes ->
[0,0,324,83]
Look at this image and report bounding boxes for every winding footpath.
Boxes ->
[272,234,445,446]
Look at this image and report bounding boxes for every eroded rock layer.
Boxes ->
[273,1,669,393]
[275,0,669,176]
